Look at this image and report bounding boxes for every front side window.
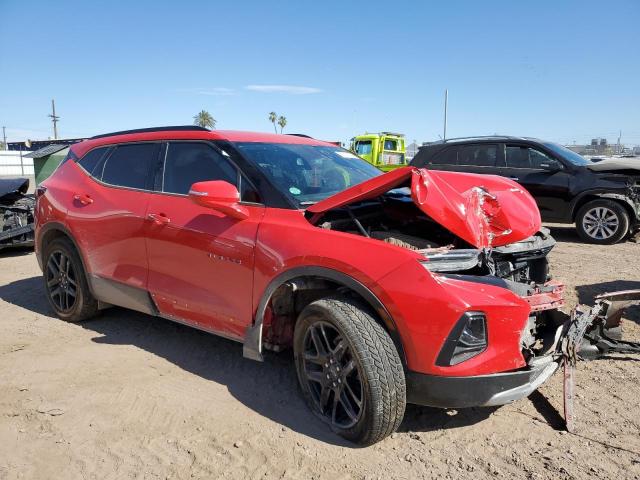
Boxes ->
[235,143,382,206]
[458,145,498,167]
[162,142,237,195]
[506,146,561,169]
[354,140,372,155]
[101,143,160,189]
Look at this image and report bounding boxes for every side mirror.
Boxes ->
[539,161,562,172]
[188,180,249,220]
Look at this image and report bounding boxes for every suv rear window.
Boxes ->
[101,143,160,190]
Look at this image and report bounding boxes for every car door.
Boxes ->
[66,142,161,290]
[502,144,571,221]
[145,141,264,339]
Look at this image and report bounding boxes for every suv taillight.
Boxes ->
[36,186,47,198]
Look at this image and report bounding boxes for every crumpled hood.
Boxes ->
[586,158,640,174]
[0,177,29,200]
[307,167,541,248]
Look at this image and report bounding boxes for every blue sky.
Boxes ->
[1,0,639,146]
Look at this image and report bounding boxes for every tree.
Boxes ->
[268,111,278,133]
[277,115,287,134]
[193,110,216,129]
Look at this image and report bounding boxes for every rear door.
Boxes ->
[423,144,502,176]
[145,141,264,339]
[66,142,161,289]
[502,144,571,220]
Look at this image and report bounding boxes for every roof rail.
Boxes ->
[441,135,520,143]
[90,125,209,140]
[286,133,313,138]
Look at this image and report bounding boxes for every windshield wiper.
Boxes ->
[299,201,317,206]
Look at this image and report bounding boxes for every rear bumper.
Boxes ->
[406,359,559,408]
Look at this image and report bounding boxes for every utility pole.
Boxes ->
[48,99,60,139]
[443,89,448,141]
[2,126,6,149]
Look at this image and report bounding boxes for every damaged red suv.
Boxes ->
[35,126,568,445]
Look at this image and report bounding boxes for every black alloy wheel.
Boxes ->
[301,320,364,429]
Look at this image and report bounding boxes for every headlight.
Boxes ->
[420,250,481,273]
[436,312,487,366]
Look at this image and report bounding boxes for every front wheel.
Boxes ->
[293,296,406,445]
[575,199,629,244]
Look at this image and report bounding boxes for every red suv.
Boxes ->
[35,126,567,445]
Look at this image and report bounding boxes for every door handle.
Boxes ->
[73,193,93,205]
[508,176,520,181]
[148,213,171,225]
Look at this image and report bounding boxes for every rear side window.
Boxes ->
[162,142,237,195]
[78,147,109,176]
[458,145,498,167]
[102,143,160,189]
[430,147,458,165]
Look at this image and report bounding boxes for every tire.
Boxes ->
[42,236,98,322]
[575,199,629,245]
[293,296,406,445]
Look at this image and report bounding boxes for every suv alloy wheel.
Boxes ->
[575,199,630,244]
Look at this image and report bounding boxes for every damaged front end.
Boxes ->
[0,178,35,251]
[306,167,640,425]
[560,290,640,431]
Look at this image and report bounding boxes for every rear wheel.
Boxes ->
[575,200,629,244]
[293,296,406,445]
[43,237,98,322]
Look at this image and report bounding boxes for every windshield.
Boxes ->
[235,142,382,206]
[543,142,591,166]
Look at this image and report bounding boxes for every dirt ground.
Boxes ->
[0,225,638,480]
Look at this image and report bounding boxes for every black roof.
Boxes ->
[90,125,209,139]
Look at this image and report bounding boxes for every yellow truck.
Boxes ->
[350,132,407,171]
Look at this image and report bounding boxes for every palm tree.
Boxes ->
[268,111,278,133]
[277,115,287,134]
[193,110,216,129]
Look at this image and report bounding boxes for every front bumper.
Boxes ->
[406,358,559,408]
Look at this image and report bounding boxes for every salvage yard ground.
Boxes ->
[0,225,638,480]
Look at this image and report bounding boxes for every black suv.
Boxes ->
[410,136,640,244]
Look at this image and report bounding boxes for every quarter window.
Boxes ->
[102,143,160,189]
[78,147,109,177]
[162,142,238,195]
[458,145,498,167]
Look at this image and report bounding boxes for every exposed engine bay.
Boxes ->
[0,178,35,250]
[310,189,553,284]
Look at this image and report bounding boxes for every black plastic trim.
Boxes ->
[435,311,487,367]
[406,363,554,408]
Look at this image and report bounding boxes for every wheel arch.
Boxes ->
[38,222,88,273]
[571,192,636,223]
[243,266,406,365]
